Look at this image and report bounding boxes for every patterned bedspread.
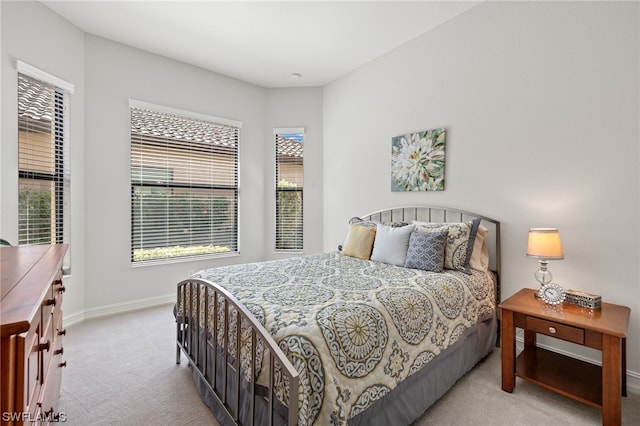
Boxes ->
[190,251,496,425]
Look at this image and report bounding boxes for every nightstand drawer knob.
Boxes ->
[548,326,557,334]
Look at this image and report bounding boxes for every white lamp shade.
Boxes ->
[526,228,564,259]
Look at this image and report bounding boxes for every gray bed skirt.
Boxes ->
[350,316,497,425]
[186,316,497,426]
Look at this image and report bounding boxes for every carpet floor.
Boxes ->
[58,304,639,425]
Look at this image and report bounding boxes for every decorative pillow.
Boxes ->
[370,224,415,266]
[349,217,377,227]
[342,224,377,259]
[413,219,481,273]
[349,217,409,228]
[404,229,448,272]
[469,225,489,271]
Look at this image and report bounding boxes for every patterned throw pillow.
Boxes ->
[413,219,481,273]
[404,229,448,272]
[349,217,409,228]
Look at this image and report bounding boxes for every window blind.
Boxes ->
[275,130,304,251]
[17,73,70,247]
[130,103,240,263]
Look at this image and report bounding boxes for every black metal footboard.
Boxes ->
[176,278,299,426]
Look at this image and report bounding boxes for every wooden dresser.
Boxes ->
[1,244,68,425]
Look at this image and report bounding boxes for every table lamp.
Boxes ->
[526,228,564,287]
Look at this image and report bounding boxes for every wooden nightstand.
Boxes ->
[499,288,630,426]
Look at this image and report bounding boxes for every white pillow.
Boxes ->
[370,224,415,266]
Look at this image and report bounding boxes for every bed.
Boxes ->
[175,205,501,426]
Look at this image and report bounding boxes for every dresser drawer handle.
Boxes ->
[548,326,557,334]
[38,339,51,352]
[58,329,67,336]
[59,361,67,368]
[54,347,64,356]
[45,298,56,306]
[58,286,66,293]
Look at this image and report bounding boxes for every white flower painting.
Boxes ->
[391,128,446,191]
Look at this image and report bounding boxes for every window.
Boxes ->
[17,67,72,247]
[130,101,240,263]
[274,129,304,251]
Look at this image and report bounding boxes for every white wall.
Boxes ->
[83,39,326,314]
[265,88,324,258]
[1,1,86,316]
[1,2,325,321]
[323,1,639,387]
[82,35,269,312]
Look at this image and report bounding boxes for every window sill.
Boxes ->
[131,251,240,268]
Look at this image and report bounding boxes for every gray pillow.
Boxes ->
[404,229,448,272]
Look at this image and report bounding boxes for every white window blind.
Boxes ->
[275,129,304,251]
[17,72,71,248]
[130,102,240,263]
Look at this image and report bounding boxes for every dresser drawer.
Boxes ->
[40,310,54,381]
[53,281,64,309]
[25,327,41,414]
[526,316,585,344]
[38,348,64,423]
[41,285,57,325]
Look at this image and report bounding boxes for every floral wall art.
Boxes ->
[391,127,446,191]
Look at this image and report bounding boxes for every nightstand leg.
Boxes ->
[602,334,622,426]
[524,329,536,348]
[501,309,515,392]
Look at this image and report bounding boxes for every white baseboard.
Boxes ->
[516,336,640,395]
[628,371,640,395]
[63,293,175,327]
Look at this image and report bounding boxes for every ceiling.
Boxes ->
[42,1,481,88]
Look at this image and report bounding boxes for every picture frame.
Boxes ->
[391,127,445,191]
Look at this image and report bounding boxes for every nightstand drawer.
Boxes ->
[526,316,585,344]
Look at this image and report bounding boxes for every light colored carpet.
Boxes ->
[58,304,639,425]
